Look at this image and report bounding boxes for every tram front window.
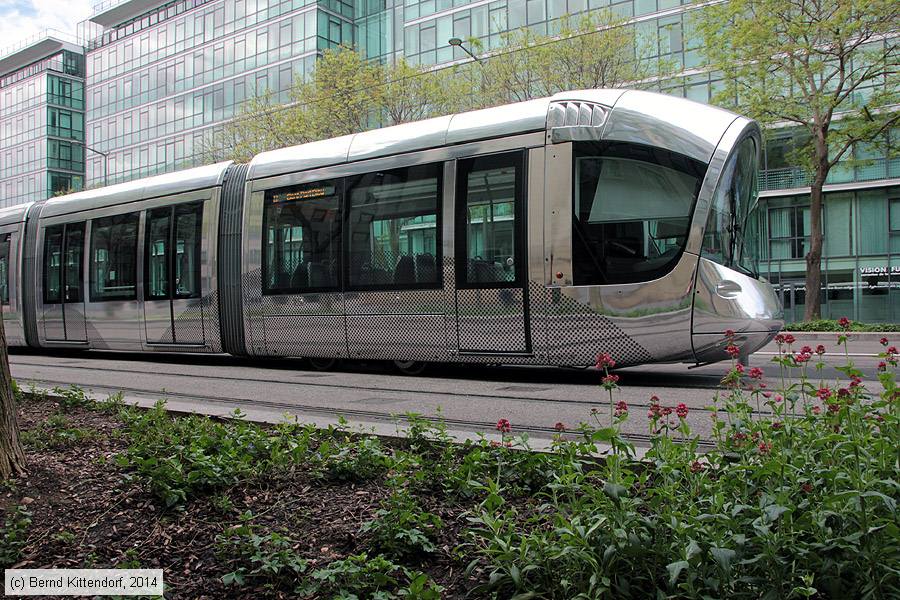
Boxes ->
[702,136,761,277]
[573,142,705,285]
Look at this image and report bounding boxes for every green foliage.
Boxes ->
[52,385,94,410]
[361,489,443,559]
[320,436,392,483]
[218,515,308,589]
[463,342,900,599]
[21,412,99,450]
[300,553,442,599]
[116,403,311,507]
[786,319,900,333]
[0,505,31,568]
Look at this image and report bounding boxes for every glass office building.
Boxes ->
[0,34,86,208]
[0,0,895,320]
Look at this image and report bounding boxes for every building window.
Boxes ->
[90,213,139,301]
[346,164,441,289]
[890,198,900,253]
[263,180,342,295]
[768,205,809,259]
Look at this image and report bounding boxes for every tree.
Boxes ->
[695,0,899,320]
[475,11,660,105]
[0,315,25,479]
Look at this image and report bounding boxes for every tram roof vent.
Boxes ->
[547,101,608,142]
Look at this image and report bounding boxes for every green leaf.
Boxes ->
[667,560,689,586]
[711,547,736,572]
[603,482,628,499]
[763,505,790,522]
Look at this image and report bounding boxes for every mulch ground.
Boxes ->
[0,398,479,598]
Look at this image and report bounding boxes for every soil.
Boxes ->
[0,398,480,599]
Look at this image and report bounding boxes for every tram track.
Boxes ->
[15,375,718,449]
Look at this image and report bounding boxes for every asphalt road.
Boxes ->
[7,333,892,450]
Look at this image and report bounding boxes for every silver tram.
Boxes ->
[0,89,783,372]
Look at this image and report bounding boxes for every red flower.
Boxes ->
[724,329,735,338]
[749,367,764,379]
[661,406,673,416]
[725,344,741,358]
[554,422,566,432]
[827,403,840,414]
[849,376,862,388]
[614,400,628,417]
[675,403,689,419]
[801,482,813,494]
[496,418,511,433]
[735,363,745,374]
[794,352,811,364]
[812,405,821,415]
[602,374,620,386]
[690,461,704,473]
[838,317,851,330]
[887,346,898,356]
[817,388,832,402]
[771,421,783,430]
[816,344,826,355]
[800,345,812,355]
[758,442,772,454]
[880,337,889,346]
[596,353,616,369]
[878,361,887,372]
[774,333,786,344]
[783,333,796,345]
[762,391,773,399]
[837,388,851,398]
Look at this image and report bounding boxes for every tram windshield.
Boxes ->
[572,141,705,285]
[702,136,760,278]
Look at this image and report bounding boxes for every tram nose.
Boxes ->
[691,257,784,364]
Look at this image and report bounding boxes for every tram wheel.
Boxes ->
[393,360,428,376]
[308,357,338,371]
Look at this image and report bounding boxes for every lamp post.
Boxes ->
[84,145,108,187]
[448,37,483,64]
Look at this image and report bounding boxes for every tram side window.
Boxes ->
[263,180,341,294]
[43,225,64,303]
[145,203,203,300]
[347,164,441,289]
[457,152,523,286]
[573,142,704,285]
[0,233,9,305]
[90,212,139,301]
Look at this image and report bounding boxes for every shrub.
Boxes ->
[320,436,392,482]
[0,505,31,568]
[786,319,900,332]
[464,331,900,599]
[299,553,442,599]
[218,515,308,589]
[361,489,443,559]
[116,403,310,507]
[52,385,94,410]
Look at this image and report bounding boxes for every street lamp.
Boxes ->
[84,145,108,187]
[448,37,483,64]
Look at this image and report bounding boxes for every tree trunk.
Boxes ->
[803,165,827,322]
[0,313,25,479]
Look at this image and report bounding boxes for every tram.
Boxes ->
[0,89,782,372]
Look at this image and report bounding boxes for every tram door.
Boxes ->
[454,151,531,353]
[143,203,205,345]
[42,222,87,342]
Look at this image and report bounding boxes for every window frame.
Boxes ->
[262,179,344,296]
[89,211,140,302]
[345,163,443,292]
[455,150,527,290]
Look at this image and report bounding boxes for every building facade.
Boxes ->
[0,34,86,208]
[0,0,896,321]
